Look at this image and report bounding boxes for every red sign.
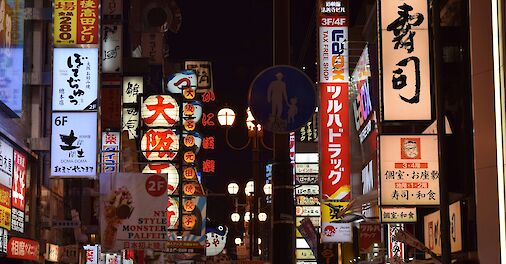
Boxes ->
[320,83,350,200]
[13,151,26,211]
[145,174,167,197]
[359,223,381,253]
[202,137,215,150]
[7,237,40,261]
[141,129,179,161]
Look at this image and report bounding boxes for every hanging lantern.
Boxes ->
[182,215,197,230]
[141,95,179,127]
[183,131,202,152]
[167,197,179,229]
[141,129,179,161]
[167,70,197,94]
[183,101,202,123]
[183,167,197,180]
[184,151,196,164]
[142,164,179,195]
[183,198,196,212]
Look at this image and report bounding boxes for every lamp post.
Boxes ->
[219,110,272,260]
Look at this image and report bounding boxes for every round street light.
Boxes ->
[244,212,251,222]
[245,181,254,196]
[235,238,242,245]
[263,183,272,195]
[227,182,239,195]
[231,212,240,222]
[258,212,267,222]
[218,108,236,126]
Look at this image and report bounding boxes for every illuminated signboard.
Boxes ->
[184,61,213,92]
[83,244,99,264]
[142,164,179,195]
[0,138,13,188]
[318,0,350,201]
[7,237,40,261]
[381,207,417,223]
[102,25,122,73]
[0,0,25,116]
[101,132,120,173]
[380,135,440,206]
[380,0,432,121]
[388,224,405,260]
[122,76,143,104]
[0,184,11,230]
[54,0,99,45]
[423,201,462,255]
[53,48,98,111]
[140,129,179,161]
[50,112,97,178]
[122,108,139,139]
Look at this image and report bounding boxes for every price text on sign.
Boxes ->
[54,0,99,45]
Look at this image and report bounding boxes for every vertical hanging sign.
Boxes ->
[318,0,350,201]
[54,0,99,45]
[380,0,432,121]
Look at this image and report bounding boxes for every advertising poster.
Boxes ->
[0,184,10,230]
[0,138,13,188]
[380,0,431,121]
[54,0,99,45]
[52,48,98,111]
[380,135,440,205]
[50,112,97,178]
[102,25,122,73]
[12,150,25,210]
[100,173,168,251]
[0,0,24,116]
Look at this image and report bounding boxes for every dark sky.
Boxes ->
[167,0,318,228]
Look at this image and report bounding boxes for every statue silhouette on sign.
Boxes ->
[287,97,298,123]
[267,72,290,131]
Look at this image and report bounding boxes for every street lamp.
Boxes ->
[235,238,242,245]
[228,182,239,195]
[263,183,272,195]
[219,107,272,260]
[258,212,267,222]
[231,212,240,223]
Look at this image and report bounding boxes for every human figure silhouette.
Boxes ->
[287,97,298,123]
[267,72,288,119]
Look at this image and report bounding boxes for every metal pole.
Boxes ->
[252,129,260,258]
[272,0,295,263]
[432,0,451,263]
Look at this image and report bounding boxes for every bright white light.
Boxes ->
[235,238,242,245]
[231,213,240,222]
[245,181,254,196]
[227,182,239,195]
[258,238,262,245]
[263,183,272,195]
[244,212,251,222]
[258,212,267,222]
[217,108,236,126]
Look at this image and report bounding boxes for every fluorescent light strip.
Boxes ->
[492,0,506,262]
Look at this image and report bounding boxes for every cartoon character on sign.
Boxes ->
[324,225,336,237]
[205,225,228,257]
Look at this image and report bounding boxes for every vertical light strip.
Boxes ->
[491,0,506,262]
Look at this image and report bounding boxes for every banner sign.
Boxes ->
[380,0,431,120]
[102,25,122,73]
[0,0,25,116]
[0,138,13,188]
[83,244,100,264]
[11,208,23,233]
[101,131,120,173]
[50,112,98,178]
[7,237,39,261]
[359,223,381,254]
[388,224,405,260]
[54,0,99,45]
[0,184,10,230]
[122,77,143,104]
[12,150,25,210]
[424,201,462,256]
[52,48,98,111]
[380,135,439,205]
[100,173,168,251]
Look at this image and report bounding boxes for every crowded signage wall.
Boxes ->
[53,0,99,45]
[423,201,462,255]
[52,48,99,111]
[100,173,168,251]
[318,0,351,201]
[380,0,432,121]
[380,135,440,205]
[50,112,98,178]
[0,0,24,116]
[102,25,122,73]
[0,138,13,188]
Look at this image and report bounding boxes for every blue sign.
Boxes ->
[249,66,316,133]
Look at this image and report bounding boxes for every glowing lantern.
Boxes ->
[184,151,196,163]
[183,101,202,123]
[183,182,196,195]
[142,164,179,195]
[183,198,196,212]
[141,129,179,161]
[183,167,197,180]
[182,215,197,230]
[167,70,197,94]
[141,95,179,127]
[183,131,202,151]
[167,197,179,229]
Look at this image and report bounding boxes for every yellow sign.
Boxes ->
[321,202,349,223]
[54,0,99,45]
[295,249,315,260]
